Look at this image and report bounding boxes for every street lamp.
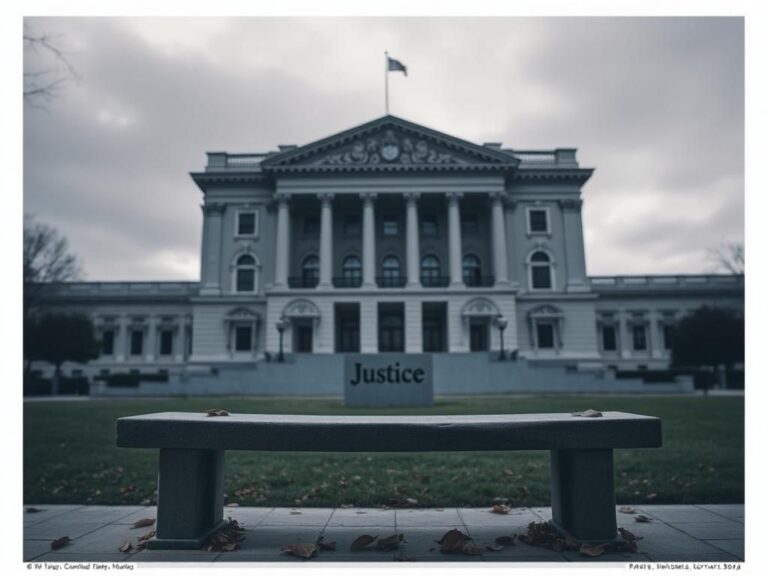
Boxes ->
[495,317,508,360]
[276,315,289,363]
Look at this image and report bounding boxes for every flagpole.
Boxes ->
[384,51,389,115]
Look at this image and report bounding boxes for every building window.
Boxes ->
[601,325,617,351]
[344,215,361,237]
[236,210,258,236]
[462,254,481,286]
[302,255,319,285]
[159,329,173,356]
[381,256,401,280]
[420,255,441,284]
[421,215,438,237]
[527,207,550,234]
[234,325,252,352]
[469,320,490,351]
[632,324,647,351]
[461,214,478,235]
[235,254,256,292]
[101,329,114,355]
[342,255,362,284]
[379,304,404,352]
[662,324,675,350]
[530,251,553,290]
[304,216,320,236]
[130,330,144,356]
[383,217,399,236]
[536,322,556,349]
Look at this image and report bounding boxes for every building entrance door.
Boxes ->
[294,322,313,353]
[469,320,490,352]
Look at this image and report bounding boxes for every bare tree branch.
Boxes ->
[23,24,80,106]
[708,242,744,275]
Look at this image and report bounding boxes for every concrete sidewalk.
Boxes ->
[24,504,744,563]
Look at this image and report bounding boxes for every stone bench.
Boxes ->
[116,411,662,549]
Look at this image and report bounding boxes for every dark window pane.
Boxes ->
[238,212,256,235]
[303,256,319,281]
[663,324,675,350]
[602,325,617,351]
[344,216,361,236]
[383,219,399,236]
[159,330,173,356]
[101,330,114,355]
[130,330,143,356]
[537,323,555,349]
[532,265,552,289]
[421,216,438,236]
[470,322,489,351]
[235,326,252,351]
[529,209,548,232]
[304,217,319,235]
[632,325,647,351]
[237,268,255,292]
[461,214,478,235]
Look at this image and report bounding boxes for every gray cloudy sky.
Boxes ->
[23,16,744,281]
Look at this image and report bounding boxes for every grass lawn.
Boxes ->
[24,395,743,508]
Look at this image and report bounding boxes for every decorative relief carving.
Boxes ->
[559,199,583,211]
[201,202,226,215]
[313,129,465,166]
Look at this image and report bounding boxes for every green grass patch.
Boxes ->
[23,395,743,507]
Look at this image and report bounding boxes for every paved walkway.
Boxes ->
[24,504,744,563]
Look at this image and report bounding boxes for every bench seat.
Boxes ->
[116,411,662,549]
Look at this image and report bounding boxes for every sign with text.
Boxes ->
[344,354,434,407]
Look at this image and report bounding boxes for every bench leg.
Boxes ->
[549,448,618,542]
[148,448,227,550]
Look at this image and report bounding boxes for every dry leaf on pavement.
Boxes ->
[571,409,603,418]
[634,515,652,523]
[132,518,156,529]
[350,534,378,551]
[377,533,404,551]
[491,504,511,514]
[281,543,317,558]
[618,506,635,514]
[316,536,336,551]
[25,507,45,513]
[118,541,133,553]
[494,535,516,547]
[51,536,71,550]
[579,543,606,557]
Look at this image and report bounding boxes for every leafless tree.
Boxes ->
[708,242,744,275]
[23,24,79,106]
[24,214,82,318]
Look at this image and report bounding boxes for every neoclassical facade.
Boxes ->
[41,116,744,389]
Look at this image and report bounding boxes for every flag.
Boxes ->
[387,56,408,77]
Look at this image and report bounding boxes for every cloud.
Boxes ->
[23,16,743,279]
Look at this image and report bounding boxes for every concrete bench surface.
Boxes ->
[116,411,661,452]
[116,411,662,550]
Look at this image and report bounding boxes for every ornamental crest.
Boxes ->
[314,129,464,166]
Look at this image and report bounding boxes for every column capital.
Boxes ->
[488,191,506,204]
[317,192,335,203]
[559,198,583,212]
[274,192,291,205]
[403,191,421,204]
[359,192,378,203]
[201,202,226,215]
[446,191,464,204]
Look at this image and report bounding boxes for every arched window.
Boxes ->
[235,254,256,292]
[530,251,553,290]
[302,255,319,287]
[342,255,362,285]
[420,255,441,286]
[462,254,482,286]
[379,255,402,287]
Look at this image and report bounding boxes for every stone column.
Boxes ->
[504,199,519,285]
[405,299,423,353]
[648,310,662,359]
[405,192,421,287]
[490,192,510,286]
[360,300,379,353]
[199,203,225,296]
[560,199,589,292]
[318,193,334,288]
[176,315,187,362]
[447,192,464,288]
[273,193,291,288]
[618,310,631,359]
[361,193,377,288]
[145,316,157,362]
[116,314,128,362]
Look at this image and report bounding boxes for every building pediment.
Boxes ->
[260,115,519,174]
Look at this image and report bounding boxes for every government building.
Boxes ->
[40,115,744,395]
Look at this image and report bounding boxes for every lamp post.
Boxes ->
[495,317,508,360]
[276,315,289,363]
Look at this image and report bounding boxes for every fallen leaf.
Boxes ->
[377,533,404,551]
[290,511,302,515]
[572,409,603,418]
[222,542,240,552]
[118,541,133,553]
[316,536,336,551]
[518,522,578,552]
[646,493,658,501]
[438,529,473,554]
[51,536,71,550]
[491,504,511,514]
[494,535,516,547]
[350,534,378,551]
[485,543,504,552]
[132,518,156,529]
[405,497,418,506]
[579,543,606,557]
[281,543,317,558]
[25,507,45,513]
[503,469,515,477]
[206,409,230,417]
[634,515,652,523]
[618,506,636,514]
[339,503,354,509]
